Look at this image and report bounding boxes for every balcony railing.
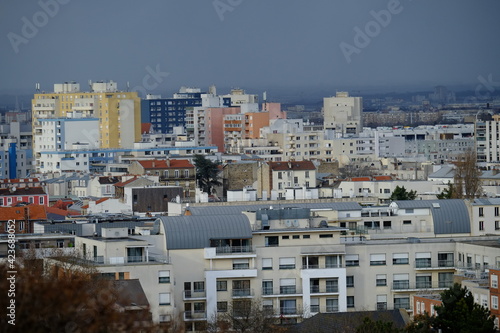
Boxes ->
[232,288,253,297]
[184,310,206,320]
[183,290,206,300]
[280,307,297,315]
[393,280,454,290]
[280,286,297,295]
[302,263,343,269]
[215,246,254,254]
[91,255,170,265]
[415,259,455,269]
[310,286,339,293]
[262,287,274,295]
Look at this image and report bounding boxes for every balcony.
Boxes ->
[310,286,339,294]
[414,259,455,269]
[215,246,254,254]
[280,286,298,295]
[183,290,206,300]
[184,311,206,321]
[232,288,253,297]
[280,307,298,315]
[91,255,170,265]
[392,280,454,291]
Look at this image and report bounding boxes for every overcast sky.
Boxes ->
[1,0,499,96]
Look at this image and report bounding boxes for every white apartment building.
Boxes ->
[476,115,500,165]
[323,92,363,136]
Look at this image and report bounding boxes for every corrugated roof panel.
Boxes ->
[159,215,252,250]
[394,200,470,234]
[186,202,362,216]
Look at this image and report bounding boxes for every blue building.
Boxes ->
[141,87,230,134]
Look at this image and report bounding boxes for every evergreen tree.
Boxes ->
[389,186,417,201]
[193,154,222,194]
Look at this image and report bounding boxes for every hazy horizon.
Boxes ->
[1,0,499,97]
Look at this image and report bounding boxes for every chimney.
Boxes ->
[152,161,156,168]
[167,158,171,167]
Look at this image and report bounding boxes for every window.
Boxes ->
[262,258,272,270]
[280,278,296,294]
[491,274,498,288]
[415,252,431,268]
[19,221,25,231]
[403,220,411,225]
[282,235,289,239]
[326,298,339,312]
[377,295,387,311]
[292,235,300,239]
[233,259,249,270]
[479,207,484,217]
[346,276,354,288]
[217,301,228,312]
[159,293,171,305]
[393,253,409,265]
[405,209,414,214]
[416,275,432,289]
[326,279,338,293]
[280,299,296,315]
[326,255,342,268]
[347,296,355,308]
[193,281,205,292]
[394,296,410,309]
[319,234,333,238]
[479,221,484,231]
[279,257,295,269]
[303,235,310,239]
[345,254,359,267]
[495,207,499,217]
[383,221,392,229]
[492,296,499,310]
[265,236,279,247]
[39,196,44,205]
[233,280,251,296]
[158,270,170,283]
[393,274,409,289]
[217,280,227,291]
[370,254,386,266]
[310,298,319,313]
[376,274,387,286]
[496,221,500,230]
[262,280,273,295]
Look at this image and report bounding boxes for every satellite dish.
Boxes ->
[285,220,291,227]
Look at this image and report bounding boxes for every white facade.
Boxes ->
[323,92,363,135]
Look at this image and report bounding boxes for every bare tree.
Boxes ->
[453,149,482,199]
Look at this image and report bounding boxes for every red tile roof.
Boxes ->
[115,176,139,187]
[350,177,371,182]
[0,205,47,221]
[46,206,79,217]
[373,175,392,181]
[269,161,316,171]
[0,187,47,196]
[141,123,152,134]
[137,159,194,170]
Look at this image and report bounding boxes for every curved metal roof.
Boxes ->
[394,199,470,234]
[158,215,252,250]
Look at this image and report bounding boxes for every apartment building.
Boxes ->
[0,122,32,178]
[476,115,500,165]
[32,81,141,172]
[323,92,363,136]
[71,227,173,324]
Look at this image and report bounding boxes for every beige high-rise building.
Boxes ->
[323,92,363,136]
[32,81,141,166]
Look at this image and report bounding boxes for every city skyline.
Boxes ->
[1,0,499,96]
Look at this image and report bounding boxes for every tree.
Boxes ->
[453,149,482,199]
[406,283,496,333]
[0,251,162,333]
[338,160,375,179]
[389,186,417,201]
[436,182,455,199]
[193,154,222,194]
[208,299,286,333]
